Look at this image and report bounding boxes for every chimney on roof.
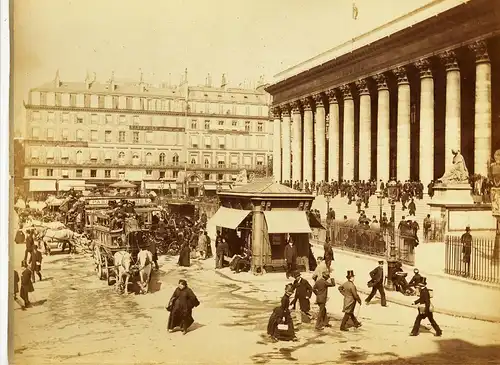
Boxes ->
[221,73,227,89]
[207,73,212,87]
[85,70,92,89]
[109,71,116,91]
[54,69,61,88]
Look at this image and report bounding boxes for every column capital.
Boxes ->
[354,79,369,95]
[373,73,388,90]
[271,106,281,119]
[290,100,301,114]
[393,66,409,84]
[439,50,459,71]
[301,97,313,111]
[414,58,433,79]
[340,84,352,100]
[280,104,290,117]
[326,89,338,103]
[468,40,489,64]
[312,93,324,109]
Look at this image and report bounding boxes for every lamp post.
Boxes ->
[385,180,398,290]
[324,191,332,243]
[376,189,383,222]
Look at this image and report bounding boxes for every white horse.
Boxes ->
[137,249,153,294]
[113,251,132,295]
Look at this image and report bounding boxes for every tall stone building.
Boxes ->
[21,70,272,197]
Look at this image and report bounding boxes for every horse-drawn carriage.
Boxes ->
[91,214,153,294]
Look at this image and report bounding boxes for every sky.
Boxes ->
[12,0,437,136]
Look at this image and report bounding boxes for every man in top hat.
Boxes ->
[290,270,313,324]
[312,271,336,330]
[284,238,298,279]
[365,260,387,307]
[338,270,362,331]
[461,226,472,276]
[410,277,442,337]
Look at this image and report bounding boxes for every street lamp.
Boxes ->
[376,189,383,222]
[385,180,398,291]
[324,191,332,215]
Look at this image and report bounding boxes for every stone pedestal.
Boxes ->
[431,183,474,205]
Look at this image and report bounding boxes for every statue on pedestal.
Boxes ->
[437,150,469,184]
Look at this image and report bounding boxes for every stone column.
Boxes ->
[272,107,282,183]
[341,85,355,181]
[415,58,435,185]
[281,105,292,183]
[356,79,371,181]
[394,66,411,182]
[469,40,492,176]
[314,93,326,183]
[439,50,461,167]
[251,202,264,273]
[302,98,314,183]
[327,89,340,182]
[291,101,302,183]
[374,74,390,182]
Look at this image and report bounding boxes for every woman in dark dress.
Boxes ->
[166,279,200,334]
[177,236,191,267]
[267,284,297,342]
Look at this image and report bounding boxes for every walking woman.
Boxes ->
[267,283,298,342]
[166,279,200,335]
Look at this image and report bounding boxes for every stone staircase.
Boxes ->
[311,193,432,240]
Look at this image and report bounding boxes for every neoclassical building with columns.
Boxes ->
[266,0,500,186]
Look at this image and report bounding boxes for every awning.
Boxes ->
[58,180,86,191]
[46,150,54,159]
[264,211,312,234]
[105,151,112,160]
[145,182,177,190]
[31,149,39,159]
[29,180,56,192]
[309,213,325,230]
[61,150,69,158]
[208,207,251,230]
[203,184,217,190]
[90,150,98,159]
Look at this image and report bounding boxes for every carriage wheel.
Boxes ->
[95,248,102,279]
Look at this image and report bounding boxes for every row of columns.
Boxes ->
[272,39,492,184]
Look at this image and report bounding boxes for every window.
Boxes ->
[119,115,126,124]
[257,122,263,132]
[204,173,210,180]
[245,121,251,132]
[32,111,40,122]
[231,135,237,149]
[244,136,250,149]
[31,150,39,162]
[159,171,166,179]
[230,155,238,168]
[118,152,125,164]
[105,115,112,124]
[204,120,210,130]
[84,94,91,108]
[113,96,119,109]
[204,158,210,168]
[245,106,250,116]
[146,169,152,176]
[118,171,125,180]
[190,135,198,148]
[90,151,98,164]
[232,120,238,127]
[90,169,97,177]
[98,96,105,108]
[47,112,55,123]
[105,170,111,178]
[91,114,98,124]
[31,127,39,139]
[173,171,178,178]
[126,97,133,109]
[159,153,166,165]
[146,153,153,166]
[91,130,98,142]
[218,173,223,181]
[76,116,84,124]
[46,150,54,163]
[132,154,140,166]
[105,130,112,142]
[256,156,264,166]
[191,120,197,129]
[133,116,140,125]
[31,168,38,176]
[47,128,54,140]
[204,136,211,148]
[218,120,224,127]
[172,153,179,166]
[218,160,225,168]
[191,158,196,165]
[133,132,139,144]
[62,169,69,178]
[47,169,53,177]
[145,132,153,144]
[258,106,263,116]
[258,136,264,149]
[219,104,224,114]
[76,169,83,178]
[76,150,83,164]
[218,136,225,149]
[62,113,69,123]
[76,130,84,141]
[119,131,126,143]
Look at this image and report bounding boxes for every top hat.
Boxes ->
[293,271,301,279]
[417,277,427,287]
[346,270,355,278]
[322,271,330,278]
[378,260,384,265]
[414,268,419,273]
[466,225,471,231]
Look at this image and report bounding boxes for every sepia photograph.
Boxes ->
[7,0,500,364]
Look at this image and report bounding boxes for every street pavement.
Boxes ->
[10,244,500,365]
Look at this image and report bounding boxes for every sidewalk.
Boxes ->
[206,245,500,323]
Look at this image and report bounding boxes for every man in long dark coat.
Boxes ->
[290,271,313,324]
[167,279,200,335]
[313,271,335,330]
[365,260,387,307]
[338,270,362,331]
[410,278,442,337]
[284,239,297,279]
[20,260,34,308]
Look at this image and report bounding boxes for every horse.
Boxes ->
[41,228,82,255]
[137,249,153,294]
[113,251,132,295]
